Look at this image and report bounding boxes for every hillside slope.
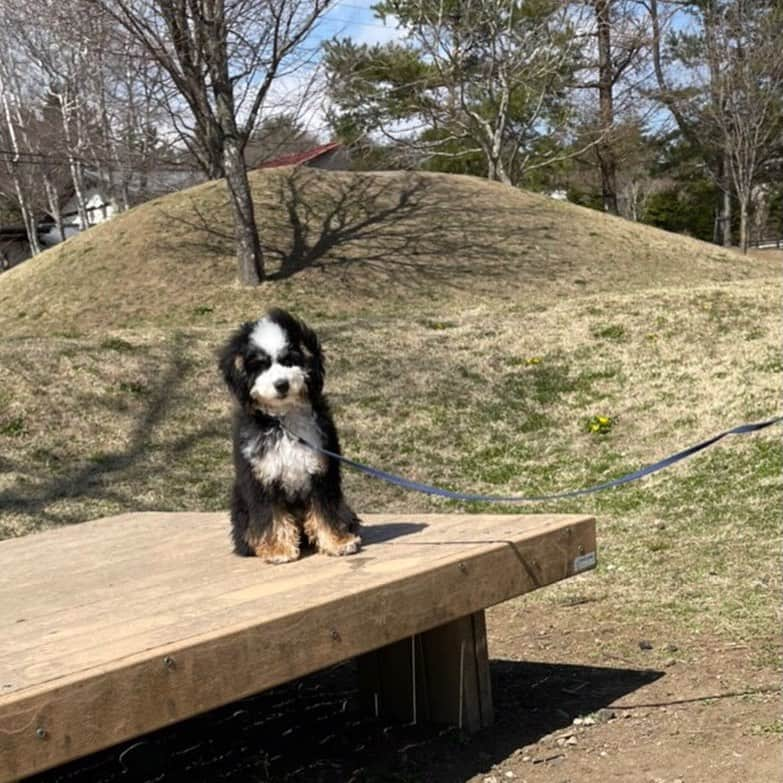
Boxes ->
[0,167,776,336]
[0,168,780,782]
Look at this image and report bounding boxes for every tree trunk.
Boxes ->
[721,185,732,247]
[738,194,749,253]
[487,156,498,182]
[487,155,511,185]
[223,137,264,285]
[43,174,66,244]
[59,94,91,230]
[0,88,41,255]
[67,155,91,229]
[596,0,618,215]
[16,177,41,255]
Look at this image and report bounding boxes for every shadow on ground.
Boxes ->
[161,169,555,293]
[0,334,227,532]
[29,658,662,783]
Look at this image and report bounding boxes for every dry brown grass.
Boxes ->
[0,169,779,645]
[0,167,776,337]
[745,247,783,263]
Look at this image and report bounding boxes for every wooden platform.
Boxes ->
[0,512,596,781]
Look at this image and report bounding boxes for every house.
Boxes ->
[38,185,116,247]
[38,169,202,247]
[255,142,351,171]
[0,167,202,271]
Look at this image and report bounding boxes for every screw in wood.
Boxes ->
[459,562,468,574]
[35,727,47,740]
[330,629,341,642]
[163,656,176,670]
[578,544,585,554]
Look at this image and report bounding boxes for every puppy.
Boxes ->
[218,309,361,562]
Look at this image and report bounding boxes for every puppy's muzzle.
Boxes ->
[274,379,290,397]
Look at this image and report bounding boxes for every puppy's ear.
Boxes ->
[218,323,253,405]
[299,320,325,398]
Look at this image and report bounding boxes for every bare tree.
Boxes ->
[94,0,332,285]
[2,0,97,230]
[575,0,648,214]
[648,0,783,251]
[80,18,177,214]
[701,3,783,252]
[0,73,42,255]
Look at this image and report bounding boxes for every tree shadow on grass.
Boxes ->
[28,658,663,783]
[265,169,556,292]
[0,334,226,530]
[160,169,556,293]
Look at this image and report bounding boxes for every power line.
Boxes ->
[0,149,199,173]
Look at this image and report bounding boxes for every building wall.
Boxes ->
[61,187,117,230]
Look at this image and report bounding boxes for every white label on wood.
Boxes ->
[573,552,597,572]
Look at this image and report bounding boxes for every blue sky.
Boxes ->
[263,0,405,137]
[318,0,404,47]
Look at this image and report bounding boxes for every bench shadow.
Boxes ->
[28,659,662,783]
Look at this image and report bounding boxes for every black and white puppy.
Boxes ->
[218,309,361,563]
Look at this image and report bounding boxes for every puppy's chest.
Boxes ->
[242,413,327,494]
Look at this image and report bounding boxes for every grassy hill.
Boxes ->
[0,167,779,652]
[0,167,775,334]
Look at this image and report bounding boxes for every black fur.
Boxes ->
[218,309,360,560]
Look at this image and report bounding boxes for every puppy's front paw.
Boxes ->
[322,533,361,557]
[254,541,300,564]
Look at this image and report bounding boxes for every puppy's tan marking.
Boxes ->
[304,502,361,556]
[247,508,301,563]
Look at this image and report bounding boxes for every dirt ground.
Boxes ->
[30,601,779,783]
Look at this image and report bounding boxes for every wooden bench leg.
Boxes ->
[358,610,493,733]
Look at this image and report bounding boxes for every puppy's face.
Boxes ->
[244,319,308,414]
[219,310,325,416]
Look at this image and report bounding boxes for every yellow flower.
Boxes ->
[587,414,613,434]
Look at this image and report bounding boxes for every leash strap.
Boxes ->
[284,416,782,503]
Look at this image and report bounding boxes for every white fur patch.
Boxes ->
[249,364,307,411]
[250,318,288,358]
[243,411,327,496]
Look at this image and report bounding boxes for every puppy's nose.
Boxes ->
[274,379,290,396]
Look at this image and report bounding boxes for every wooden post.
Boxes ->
[358,610,493,733]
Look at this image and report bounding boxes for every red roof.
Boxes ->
[256,142,342,169]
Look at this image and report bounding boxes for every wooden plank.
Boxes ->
[358,610,494,732]
[358,634,420,724]
[0,512,596,781]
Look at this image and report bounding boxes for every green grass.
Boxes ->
[592,323,627,340]
[100,336,137,353]
[0,415,25,437]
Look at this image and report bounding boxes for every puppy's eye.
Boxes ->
[245,355,270,375]
[278,351,303,367]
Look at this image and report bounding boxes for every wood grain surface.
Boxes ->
[0,512,596,781]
